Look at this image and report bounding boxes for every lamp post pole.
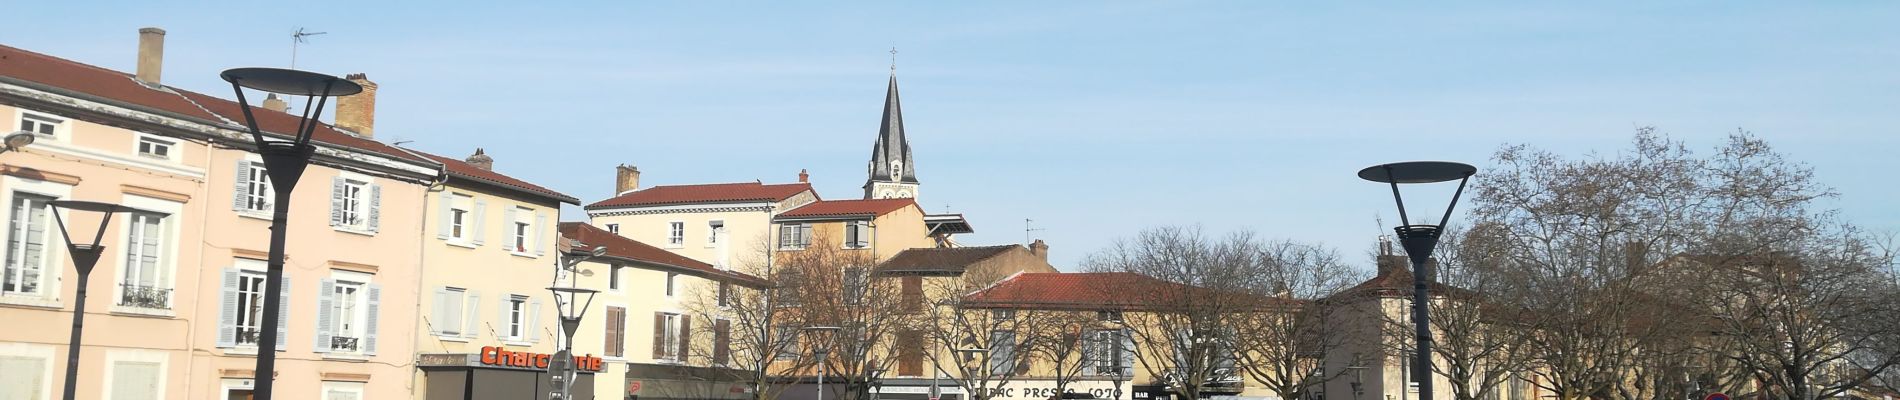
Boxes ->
[221,67,363,400]
[1357,161,1476,400]
[49,200,128,400]
[806,326,842,400]
[549,246,606,400]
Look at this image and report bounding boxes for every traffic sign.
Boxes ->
[1705,393,1728,400]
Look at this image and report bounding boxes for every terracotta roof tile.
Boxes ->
[0,44,431,167]
[776,198,916,219]
[874,245,1017,275]
[413,151,577,204]
[586,182,812,209]
[961,272,1186,310]
[559,222,767,287]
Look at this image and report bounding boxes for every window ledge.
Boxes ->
[502,340,534,347]
[666,244,684,249]
[224,347,261,356]
[509,252,538,259]
[435,335,472,342]
[445,240,479,249]
[0,294,62,309]
[321,353,371,362]
[109,305,176,318]
[333,226,376,237]
[237,211,274,221]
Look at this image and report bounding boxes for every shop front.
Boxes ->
[419,347,601,400]
[623,362,755,400]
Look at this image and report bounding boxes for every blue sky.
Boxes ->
[6,2,1896,269]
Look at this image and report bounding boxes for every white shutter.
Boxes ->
[501,207,516,252]
[0,356,46,400]
[232,160,252,211]
[463,291,481,339]
[365,283,381,355]
[430,287,449,335]
[800,224,813,247]
[329,177,345,227]
[534,212,548,256]
[527,298,543,343]
[275,275,290,352]
[436,192,453,239]
[314,278,336,353]
[109,361,160,400]
[367,184,382,233]
[1119,328,1135,376]
[472,200,487,246]
[217,268,239,347]
[498,297,512,339]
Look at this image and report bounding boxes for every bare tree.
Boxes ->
[919,267,1043,400]
[1231,240,1363,400]
[686,234,815,400]
[1372,227,1535,400]
[1020,309,1125,400]
[773,232,911,400]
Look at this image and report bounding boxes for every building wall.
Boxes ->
[569,256,746,400]
[411,181,566,399]
[586,190,818,270]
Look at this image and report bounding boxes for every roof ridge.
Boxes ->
[0,44,146,81]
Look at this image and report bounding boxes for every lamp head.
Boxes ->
[4,131,36,149]
[220,67,361,147]
[590,246,609,258]
[48,200,130,274]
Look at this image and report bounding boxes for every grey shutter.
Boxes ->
[232,160,252,211]
[1119,329,1135,376]
[463,291,482,339]
[365,283,381,355]
[275,275,290,352]
[527,298,542,343]
[436,192,452,239]
[534,212,548,256]
[368,184,382,233]
[501,207,516,252]
[217,268,239,347]
[1080,331,1097,370]
[499,297,512,339]
[314,278,336,353]
[430,287,449,335]
[329,177,345,227]
[472,199,488,246]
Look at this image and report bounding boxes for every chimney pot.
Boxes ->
[465,148,494,171]
[616,164,642,195]
[262,94,290,113]
[334,73,378,138]
[136,27,165,86]
[1029,239,1049,261]
[798,169,809,183]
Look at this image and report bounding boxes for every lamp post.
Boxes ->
[221,67,363,400]
[1,131,36,154]
[806,326,843,400]
[48,200,129,400]
[547,245,607,400]
[955,348,990,400]
[869,367,888,400]
[1357,161,1476,400]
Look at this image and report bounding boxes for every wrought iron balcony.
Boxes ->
[118,284,171,309]
[330,336,360,352]
[236,328,261,345]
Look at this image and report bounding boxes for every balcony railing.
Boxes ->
[236,328,261,345]
[118,284,171,309]
[330,336,361,352]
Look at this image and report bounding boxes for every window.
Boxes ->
[665,273,677,297]
[713,319,732,365]
[707,221,724,246]
[778,223,811,249]
[1402,351,1419,391]
[326,276,368,353]
[332,178,371,231]
[990,330,1017,376]
[449,194,473,241]
[508,295,528,340]
[119,211,170,309]
[1098,310,1124,322]
[3,193,54,296]
[438,287,467,336]
[136,136,175,160]
[774,326,800,360]
[240,162,273,213]
[901,276,922,312]
[604,306,626,357]
[321,381,364,400]
[606,223,619,234]
[717,281,731,307]
[512,207,534,254]
[108,361,161,400]
[992,309,1015,321]
[842,267,867,305]
[667,221,685,246]
[0,353,50,400]
[1087,329,1134,376]
[233,270,267,346]
[656,313,684,362]
[844,221,870,249]
[609,265,621,291]
[19,112,61,137]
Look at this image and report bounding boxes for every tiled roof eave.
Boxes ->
[447,172,579,205]
[585,199,779,210]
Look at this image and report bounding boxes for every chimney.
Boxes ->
[798,169,809,183]
[135,28,165,86]
[334,73,378,138]
[1377,255,1407,276]
[615,164,641,195]
[465,148,494,171]
[262,94,290,113]
[1028,239,1049,261]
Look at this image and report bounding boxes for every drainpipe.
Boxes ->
[392,145,448,399]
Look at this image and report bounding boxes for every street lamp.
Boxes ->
[1357,161,1476,400]
[221,67,363,400]
[955,348,990,400]
[547,286,600,400]
[1,131,36,154]
[869,367,888,400]
[48,200,129,400]
[806,326,843,400]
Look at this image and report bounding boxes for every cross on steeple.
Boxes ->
[890,47,898,73]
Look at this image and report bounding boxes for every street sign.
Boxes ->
[1705,393,1728,400]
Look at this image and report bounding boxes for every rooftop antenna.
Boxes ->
[1375,213,1394,256]
[291,27,327,70]
[1024,218,1046,245]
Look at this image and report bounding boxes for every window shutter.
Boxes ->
[1119,329,1135,376]
[430,287,449,335]
[472,200,487,246]
[233,160,252,211]
[275,276,290,352]
[714,319,731,365]
[534,212,548,256]
[678,315,691,363]
[329,177,346,227]
[217,268,239,347]
[436,192,453,239]
[604,307,622,357]
[527,298,542,343]
[499,297,513,339]
[652,312,666,359]
[463,291,481,339]
[367,184,382,233]
[800,225,813,247]
[778,225,791,247]
[315,278,336,353]
[1080,331,1097,369]
[110,362,161,400]
[365,283,380,355]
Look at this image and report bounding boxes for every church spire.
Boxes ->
[865,69,920,199]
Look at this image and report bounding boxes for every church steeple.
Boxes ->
[865,71,920,199]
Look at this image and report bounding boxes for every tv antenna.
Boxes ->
[1024,219,1046,245]
[291,27,328,70]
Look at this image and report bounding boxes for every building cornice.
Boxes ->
[586,202,773,217]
